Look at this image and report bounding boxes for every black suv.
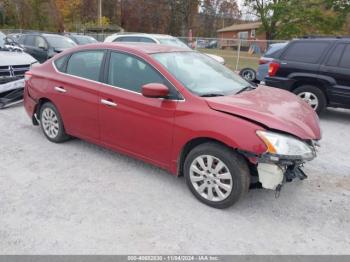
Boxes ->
[17,33,76,63]
[265,38,350,113]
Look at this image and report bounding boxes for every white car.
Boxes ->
[104,33,225,64]
[0,31,37,108]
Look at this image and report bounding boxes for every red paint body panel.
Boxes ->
[24,43,321,175]
[206,86,321,140]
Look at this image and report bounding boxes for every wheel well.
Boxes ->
[177,137,234,176]
[290,78,329,103]
[33,98,52,124]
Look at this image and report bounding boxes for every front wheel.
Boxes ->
[184,142,250,209]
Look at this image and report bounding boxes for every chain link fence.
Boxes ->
[1,29,288,72]
[177,37,288,72]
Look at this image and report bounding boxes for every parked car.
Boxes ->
[265,38,350,113]
[6,33,23,42]
[256,42,288,83]
[17,33,76,63]
[24,43,320,208]
[65,34,98,45]
[0,31,37,108]
[104,33,225,64]
[239,68,257,82]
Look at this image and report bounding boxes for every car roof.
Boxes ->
[42,33,67,38]
[72,42,191,55]
[113,33,174,39]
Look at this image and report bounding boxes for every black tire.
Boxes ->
[239,68,256,82]
[293,85,327,114]
[39,102,70,143]
[184,142,250,209]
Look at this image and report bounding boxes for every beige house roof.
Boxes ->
[217,22,262,33]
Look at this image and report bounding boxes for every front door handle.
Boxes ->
[54,86,67,93]
[101,99,117,107]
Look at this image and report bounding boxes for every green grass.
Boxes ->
[197,48,260,71]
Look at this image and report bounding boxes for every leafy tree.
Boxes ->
[199,0,240,37]
[244,0,350,40]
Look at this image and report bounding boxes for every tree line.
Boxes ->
[0,0,240,37]
[0,0,349,39]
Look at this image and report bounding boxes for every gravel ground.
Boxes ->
[0,104,349,254]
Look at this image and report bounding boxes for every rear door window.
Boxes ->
[264,43,287,58]
[34,36,48,49]
[326,44,345,67]
[66,51,105,81]
[138,37,156,43]
[339,44,350,69]
[114,36,140,42]
[24,35,35,46]
[54,55,68,72]
[281,41,330,64]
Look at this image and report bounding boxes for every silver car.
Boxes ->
[0,32,37,108]
[104,33,225,64]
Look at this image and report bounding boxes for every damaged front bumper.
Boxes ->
[240,142,318,191]
[0,79,25,109]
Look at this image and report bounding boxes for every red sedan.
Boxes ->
[24,43,321,208]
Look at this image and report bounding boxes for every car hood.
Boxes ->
[205,86,321,140]
[0,51,37,66]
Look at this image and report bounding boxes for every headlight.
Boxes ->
[257,130,314,160]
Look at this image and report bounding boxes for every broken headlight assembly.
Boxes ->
[256,130,316,161]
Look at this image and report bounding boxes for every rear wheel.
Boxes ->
[184,142,250,209]
[240,68,257,82]
[39,102,70,143]
[293,85,327,114]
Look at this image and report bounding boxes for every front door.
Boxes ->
[99,51,179,167]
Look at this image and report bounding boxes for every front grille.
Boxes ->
[0,64,30,82]
[0,66,11,78]
[12,64,30,77]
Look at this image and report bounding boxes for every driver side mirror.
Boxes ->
[141,83,169,98]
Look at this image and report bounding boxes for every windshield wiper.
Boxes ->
[200,93,225,97]
[236,85,255,94]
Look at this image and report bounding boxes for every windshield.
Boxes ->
[0,32,5,49]
[156,37,190,49]
[152,51,251,96]
[45,35,76,49]
[73,35,98,45]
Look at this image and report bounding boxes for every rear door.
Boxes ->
[48,50,106,141]
[276,40,331,78]
[21,35,48,63]
[320,42,350,106]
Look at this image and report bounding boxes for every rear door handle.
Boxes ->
[101,99,117,107]
[54,86,67,93]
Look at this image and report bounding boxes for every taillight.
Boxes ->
[24,71,32,81]
[268,62,280,77]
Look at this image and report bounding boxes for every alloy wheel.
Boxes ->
[41,108,60,139]
[242,70,255,81]
[297,92,319,110]
[189,155,233,202]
